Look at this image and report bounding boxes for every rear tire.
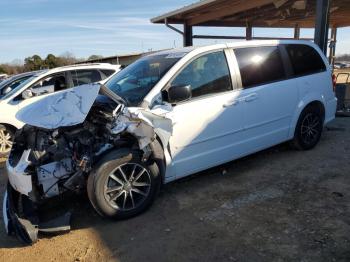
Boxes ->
[87,149,161,219]
[292,105,324,150]
[0,125,14,157]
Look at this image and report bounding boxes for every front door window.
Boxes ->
[170,51,232,99]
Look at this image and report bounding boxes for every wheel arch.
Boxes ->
[0,123,17,133]
[304,101,325,121]
[92,133,168,185]
[289,97,326,138]
[150,135,167,185]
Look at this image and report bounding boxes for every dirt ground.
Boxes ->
[0,117,349,262]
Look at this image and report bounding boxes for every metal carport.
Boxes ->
[151,0,350,65]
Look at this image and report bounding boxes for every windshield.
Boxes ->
[0,75,33,98]
[0,78,13,91]
[105,53,183,106]
[1,75,37,100]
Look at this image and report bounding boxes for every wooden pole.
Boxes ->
[246,24,252,40]
[183,23,193,47]
[329,27,337,66]
[294,24,300,39]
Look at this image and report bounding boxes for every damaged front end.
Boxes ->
[3,84,172,244]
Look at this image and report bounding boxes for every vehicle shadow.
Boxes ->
[0,141,292,250]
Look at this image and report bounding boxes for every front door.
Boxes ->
[164,50,246,178]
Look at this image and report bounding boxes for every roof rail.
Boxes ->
[57,63,117,69]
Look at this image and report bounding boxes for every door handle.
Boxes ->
[223,99,239,108]
[244,93,258,102]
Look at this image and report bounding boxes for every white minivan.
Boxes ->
[0,63,121,156]
[4,40,337,244]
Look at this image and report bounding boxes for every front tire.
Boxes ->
[0,125,14,157]
[292,105,324,150]
[87,149,161,219]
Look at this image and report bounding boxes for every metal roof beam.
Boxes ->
[314,0,330,54]
[187,0,276,26]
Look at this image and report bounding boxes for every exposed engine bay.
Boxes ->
[10,103,123,198]
[3,84,172,244]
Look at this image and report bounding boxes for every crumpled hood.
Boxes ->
[16,84,101,129]
[15,83,173,151]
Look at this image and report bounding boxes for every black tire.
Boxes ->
[0,124,14,157]
[87,148,161,219]
[292,105,324,150]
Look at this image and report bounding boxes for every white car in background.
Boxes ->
[0,63,121,156]
[0,74,8,82]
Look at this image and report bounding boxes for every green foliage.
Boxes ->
[0,65,6,74]
[24,55,44,71]
[44,54,61,68]
[336,54,350,62]
[88,55,104,60]
[22,53,81,72]
[0,52,85,75]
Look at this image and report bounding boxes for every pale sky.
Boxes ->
[0,0,349,63]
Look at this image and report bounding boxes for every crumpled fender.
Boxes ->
[110,104,173,150]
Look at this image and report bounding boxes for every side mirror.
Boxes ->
[2,87,12,95]
[162,85,192,104]
[22,89,33,99]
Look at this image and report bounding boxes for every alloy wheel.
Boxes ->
[300,113,321,145]
[104,163,151,211]
[0,128,13,154]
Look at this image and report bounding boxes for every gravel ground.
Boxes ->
[0,117,349,262]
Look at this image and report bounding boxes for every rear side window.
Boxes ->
[171,51,232,98]
[234,46,286,88]
[71,70,102,86]
[285,44,326,76]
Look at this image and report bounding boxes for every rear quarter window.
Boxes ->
[285,44,326,77]
[71,70,102,86]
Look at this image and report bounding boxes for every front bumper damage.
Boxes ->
[3,183,72,244]
[3,149,72,244]
[3,84,173,244]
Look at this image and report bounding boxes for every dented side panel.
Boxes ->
[110,104,173,152]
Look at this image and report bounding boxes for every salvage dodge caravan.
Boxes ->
[3,40,337,244]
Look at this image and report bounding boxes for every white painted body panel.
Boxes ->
[165,90,245,178]
[143,40,337,182]
[6,150,33,195]
[236,78,299,155]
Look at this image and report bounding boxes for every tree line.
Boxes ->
[0,54,103,75]
[1,52,349,76]
[336,54,350,62]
